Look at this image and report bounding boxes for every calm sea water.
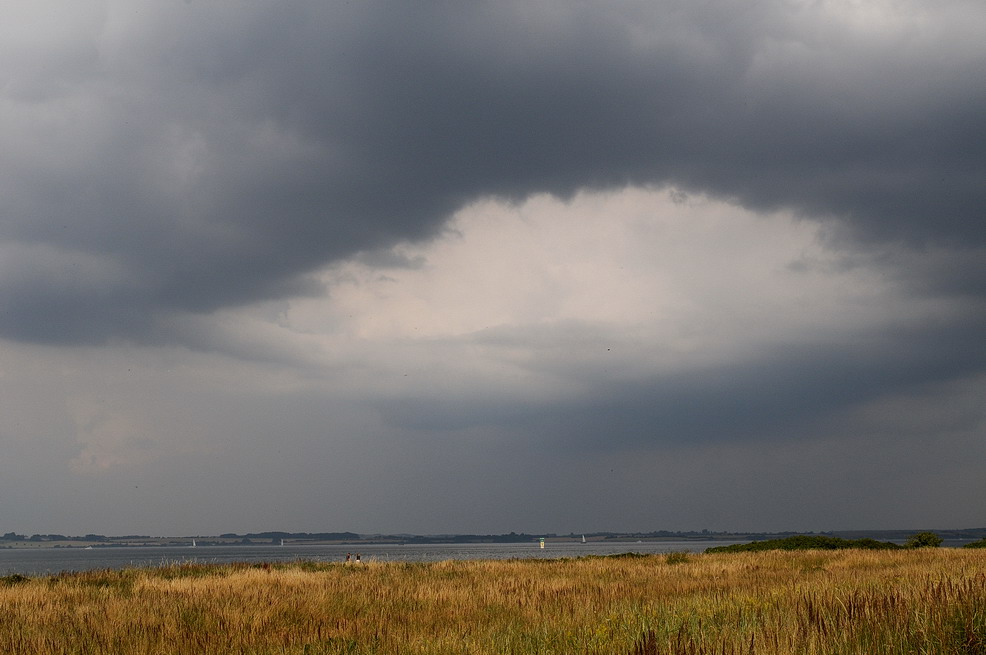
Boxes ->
[0,541,745,577]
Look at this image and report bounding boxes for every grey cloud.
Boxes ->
[2,0,985,344]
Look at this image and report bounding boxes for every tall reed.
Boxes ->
[0,550,983,654]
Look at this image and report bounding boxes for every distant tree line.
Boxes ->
[218,532,362,543]
[1,533,138,542]
[396,532,541,544]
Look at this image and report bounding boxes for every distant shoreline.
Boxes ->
[2,527,985,550]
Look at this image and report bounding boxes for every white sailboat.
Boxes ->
[582,535,586,544]
[191,538,197,548]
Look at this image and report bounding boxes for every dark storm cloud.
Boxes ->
[377,309,986,447]
[2,0,985,343]
[562,316,986,449]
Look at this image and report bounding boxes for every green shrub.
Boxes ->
[0,573,30,586]
[962,538,986,549]
[905,531,943,548]
[665,551,689,565]
[601,552,651,559]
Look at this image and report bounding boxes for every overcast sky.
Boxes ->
[1,0,984,537]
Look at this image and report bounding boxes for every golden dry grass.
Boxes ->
[0,549,983,654]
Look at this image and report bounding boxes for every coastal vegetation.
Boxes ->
[1,549,984,654]
[704,535,902,553]
[704,531,963,554]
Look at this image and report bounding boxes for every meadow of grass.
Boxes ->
[0,549,983,654]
